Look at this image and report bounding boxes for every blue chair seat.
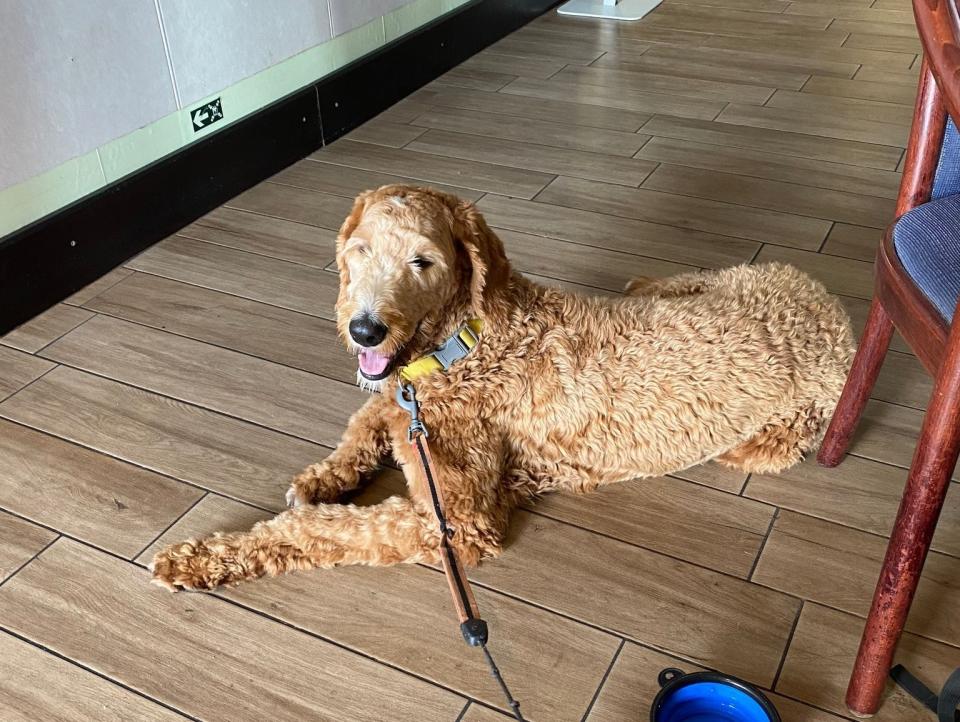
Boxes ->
[893,193,960,322]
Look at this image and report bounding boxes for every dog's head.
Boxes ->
[334,185,510,387]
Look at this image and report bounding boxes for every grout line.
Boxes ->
[323,104,911,165]
[896,145,907,172]
[220,196,342,232]
[0,534,60,590]
[133,559,480,712]
[544,62,570,80]
[495,74,519,92]
[401,127,677,182]
[515,187,844,253]
[748,507,780,581]
[65,268,136,307]
[15,312,946,535]
[31,311,99,356]
[12,492,960,692]
[529,175,560,202]
[0,413,307,518]
[536,167,892,229]
[324,136,899,200]
[738,472,753,496]
[131,492,209,562]
[12,302,950,516]
[740,485,960,559]
[77,294,348,380]
[771,600,804,690]
[632,122,905,170]
[387,115,648,161]
[636,162,658,188]
[524,506,764,583]
[170,229,334,270]
[0,361,61,406]
[57,259,697,382]
[374,94,650,135]
[0,507,135,565]
[397,126,430,150]
[0,530,467,713]
[9,482,894,718]
[196,194,342,231]
[118,265,339,323]
[579,639,625,722]
[817,221,836,253]
[0,624,198,720]
[454,701,472,721]
[772,690,859,722]
[633,134,654,155]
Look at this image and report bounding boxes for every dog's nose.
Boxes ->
[349,315,388,347]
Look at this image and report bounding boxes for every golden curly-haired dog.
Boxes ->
[151,185,854,591]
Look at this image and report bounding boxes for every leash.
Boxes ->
[396,382,525,721]
[890,665,960,721]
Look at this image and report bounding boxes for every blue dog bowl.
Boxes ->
[651,668,781,722]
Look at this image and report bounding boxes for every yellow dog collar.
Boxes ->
[399,319,483,383]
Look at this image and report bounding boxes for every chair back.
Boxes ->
[914,0,960,205]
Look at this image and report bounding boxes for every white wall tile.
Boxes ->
[328,0,414,36]
[0,0,177,191]
[159,0,333,108]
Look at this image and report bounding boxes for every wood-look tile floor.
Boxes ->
[1,2,956,720]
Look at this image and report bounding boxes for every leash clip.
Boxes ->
[396,383,429,441]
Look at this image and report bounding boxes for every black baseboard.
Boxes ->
[0,0,558,335]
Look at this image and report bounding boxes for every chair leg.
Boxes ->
[846,344,960,716]
[818,297,895,467]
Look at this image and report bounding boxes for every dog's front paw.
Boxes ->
[149,538,243,592]
[286,463,348,507]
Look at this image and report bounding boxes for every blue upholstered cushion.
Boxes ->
[893,193,960,321]
[933,118,960,200]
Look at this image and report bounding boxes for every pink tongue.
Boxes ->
[358,349,392,376]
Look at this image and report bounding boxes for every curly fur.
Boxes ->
[151,185,854,591]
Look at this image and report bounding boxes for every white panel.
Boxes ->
[159,0,332,107]
[328,0,413,36]
[0,0,177,191]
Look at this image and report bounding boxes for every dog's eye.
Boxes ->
[410,257,433,270]
[357,245,368,255]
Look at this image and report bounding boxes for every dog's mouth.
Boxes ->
[357,349,396,381]
[354,323,423,382]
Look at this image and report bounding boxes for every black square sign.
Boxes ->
[190,98,224,132]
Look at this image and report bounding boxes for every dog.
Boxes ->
[150,184,854,591]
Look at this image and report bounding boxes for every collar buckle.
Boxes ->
[432,323,479,370]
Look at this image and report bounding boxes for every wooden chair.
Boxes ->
[817,0,960,715]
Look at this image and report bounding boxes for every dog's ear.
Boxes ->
[450,199,511,320]
[338,190,372,250]
[335,190,373,310]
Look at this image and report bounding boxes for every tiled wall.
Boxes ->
[0,0,467,239]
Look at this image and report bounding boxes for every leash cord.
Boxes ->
[410,431,526,721]
[481,641,524,721]
[414,434,453,540]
